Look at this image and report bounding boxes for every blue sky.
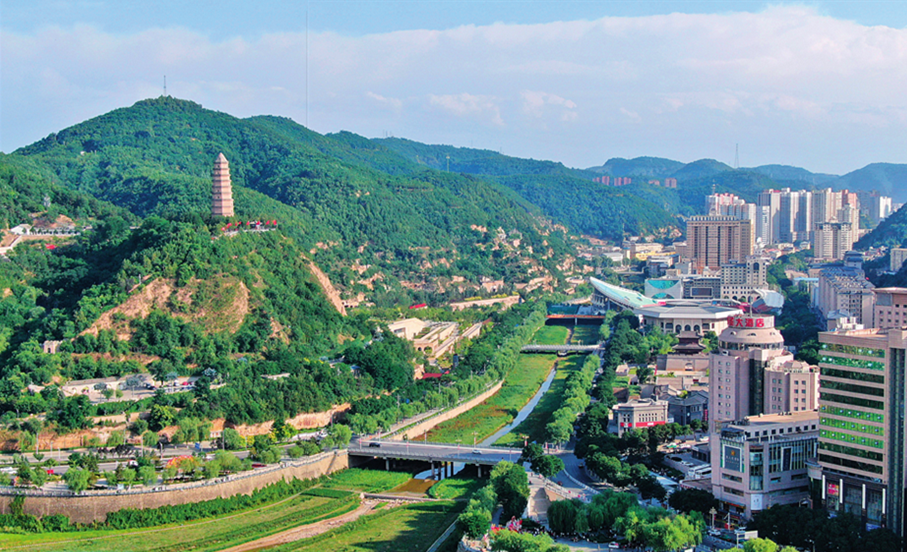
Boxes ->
[2,1,907,173]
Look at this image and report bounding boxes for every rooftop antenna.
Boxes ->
[734,143,739,169]
[163,75,167,97]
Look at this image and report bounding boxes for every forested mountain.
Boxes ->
[749,164,838,186]
[832,163,907,203]
[584,156,684,179]
[856,203,907,249]
[9,97,575,305]
[668,158,733,181]
[377,140,680,239]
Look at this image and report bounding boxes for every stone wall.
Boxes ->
[0,450,350,524]
[390,380,504,441]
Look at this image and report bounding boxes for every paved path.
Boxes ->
[220,499,390,552]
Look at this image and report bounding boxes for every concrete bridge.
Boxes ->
[520,344,599,354]
[349,439,521,478]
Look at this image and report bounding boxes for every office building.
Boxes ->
[685,216,754,271]
[711,411,818,521]
[814,327,907,535]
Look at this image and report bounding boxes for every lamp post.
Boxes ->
[709,507,717,530]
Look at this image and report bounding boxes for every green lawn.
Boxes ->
[570,325,601,345]
[272,500,466,552]
[427,476,485,500]
[0,494,359,552]
[0,469,412,552]
[423,354,556,445]
[495,354,585,447]
[530,325,569,345]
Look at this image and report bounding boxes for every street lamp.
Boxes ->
[709,507,717,530]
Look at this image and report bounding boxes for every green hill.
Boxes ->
[832,163,907,203]
[585,156,684,179]
[749,164,838,186]
[856,203,907,249]
[669,158,734,181]
[11,97,574,303]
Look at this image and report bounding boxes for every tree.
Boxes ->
[149,404,177,430]
[220,428,245,450]
[118,467,137,488]
[635,365,653,385]
[491,462,530,522]
[531,454,565,479]
[668,488,718,516]
[458,507,492,539]
[49,395,91,432]
[29,466,48,487]
[547,499,580,534]
[17,431,35,452]
[491,529,570,552]
[520,443,545,465]
[744,538,779,552]
[142,430,160,449]
[328,424,352,447]
[138,465,157,486]
[63,468,91,493]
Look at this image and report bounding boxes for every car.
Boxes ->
[608,543,620,549]
[472,449,482,454]
[368,442,381,448]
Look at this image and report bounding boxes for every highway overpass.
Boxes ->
[349,439,522,478]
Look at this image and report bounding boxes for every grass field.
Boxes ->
[427,476,484,500]
[495,354,585,447]
[269,500,466,552]
[570,325,601,345]
[0,469,411,552]
[423,354,556,445]
[530,325,569,345]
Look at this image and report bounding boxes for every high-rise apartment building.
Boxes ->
[813,266,875,327]
[212,153,235,218]
[685,216,754,271]
[813,222,854,261]
[757,190,782,245]
[814,327,907,535]
[890,249,907,273]
[874,288,907,330]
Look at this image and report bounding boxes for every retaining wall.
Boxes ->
[0,450,350,524]
[389,380,504,441]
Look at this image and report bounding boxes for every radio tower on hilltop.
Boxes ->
[212,153,235,218]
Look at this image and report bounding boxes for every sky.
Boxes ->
[2,1,907,175]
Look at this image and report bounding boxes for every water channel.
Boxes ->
[414,364,558,479]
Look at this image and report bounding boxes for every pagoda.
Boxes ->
[212,153,234,217]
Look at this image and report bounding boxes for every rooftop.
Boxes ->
[589,277,656,310]
[634,300,742,320]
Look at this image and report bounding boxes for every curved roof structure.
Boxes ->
[634,300,742,320]
[589,277,656,310]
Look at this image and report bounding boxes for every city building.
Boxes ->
[711,411,818,522]
[590,277,656,312]
[708,314,819,426]
[684,216,754,271]
[634,300,742,336]
[211,153,235,218]
[813,327,907,535]
[890,248,907,273]
[667,390,709,426]
[645,275,722,301]
[720,256,770,302]
[813,222,854,261]
[664,178,678,189]
[813,266,875,327]
[612,398,669,436]
[866,193,893,225]
[873,288,907,330]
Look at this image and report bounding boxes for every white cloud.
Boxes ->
[2,6,907,172]
[428,93,504,126]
